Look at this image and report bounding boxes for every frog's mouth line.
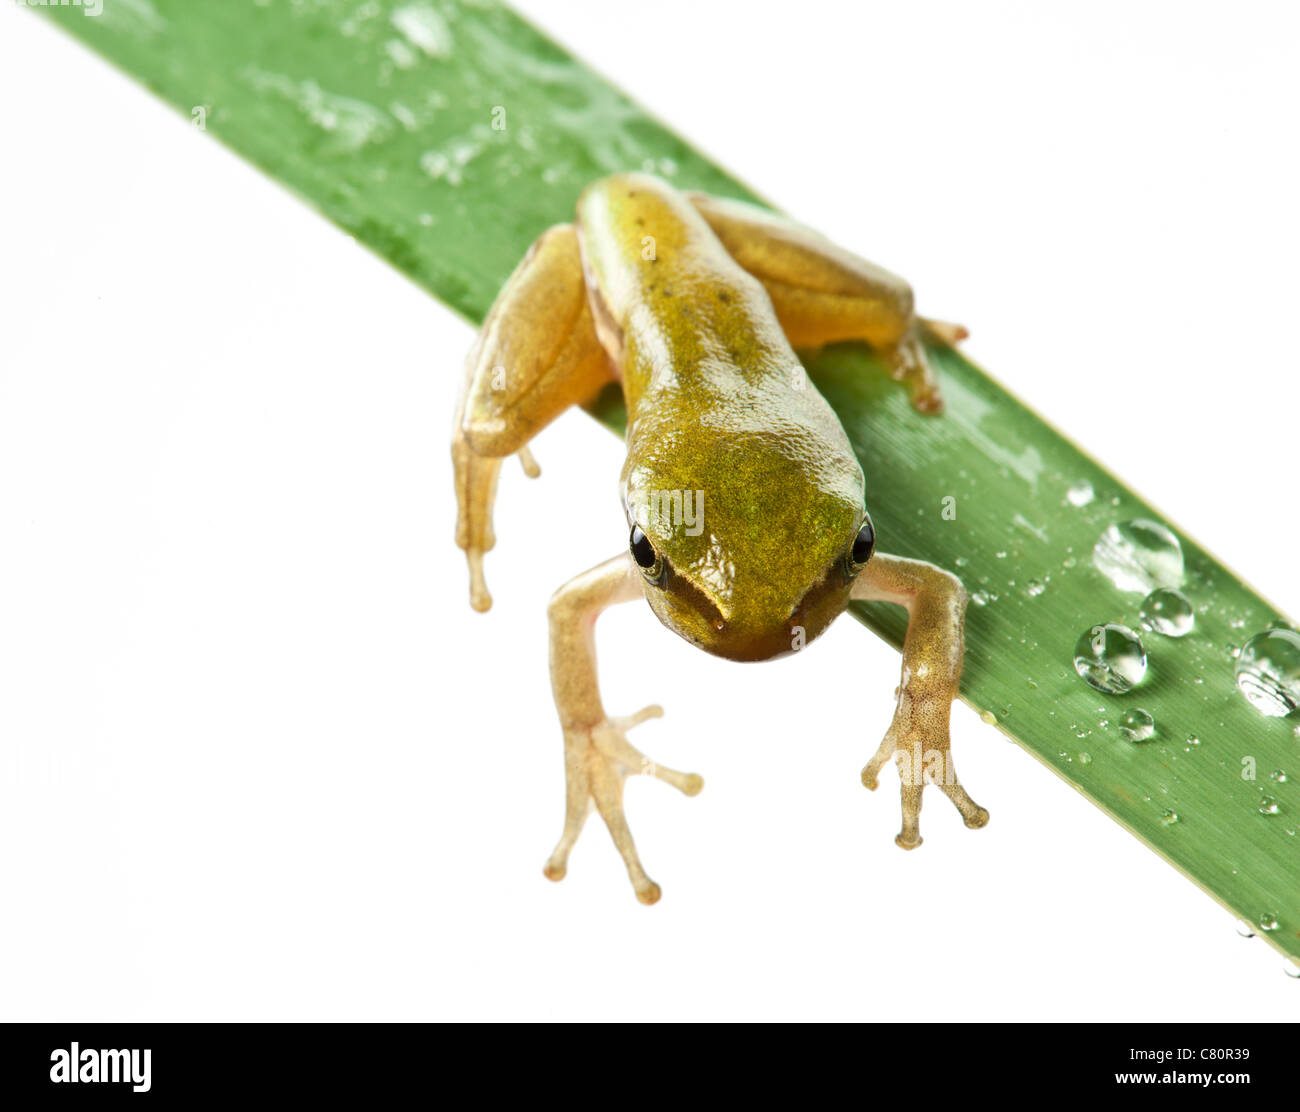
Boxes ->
[650,560,849,663]
[657,559,726,633]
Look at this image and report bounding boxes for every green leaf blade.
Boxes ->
[35,0,1300,960]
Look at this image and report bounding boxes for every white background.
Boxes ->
[2,0,1297,1020]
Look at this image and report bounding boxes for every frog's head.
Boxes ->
[621,410,871,662]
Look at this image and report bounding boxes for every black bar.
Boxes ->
[0,1022,1294,1099]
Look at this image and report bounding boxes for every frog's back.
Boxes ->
[575,174,801,409]
[576,173,862,463]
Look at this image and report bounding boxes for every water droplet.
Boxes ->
[1258,795,1280,815]
[1161,809,1179,826]
[1092,519,1185,594]
[1234,629,1300,716]
[1285,961,1300,978]
[1271,769,1288,782]
[1187,734,1201,746]
[1073,623,1148,694]
[1026,579,1046,598]
[1235,919,1256,938]
[1139,587,1195,637]
[980,710,997,726]
[970,590,990,607]
[1066,480,1095,507]
[1259,913,1279,931]
[1119,708,1156,742]
[1079,752,1093,765]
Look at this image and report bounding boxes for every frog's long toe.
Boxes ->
[465,549,492,612]
[860,731,897,792]
[945,780,990,829]
[918,316,969,346]
[517,445,540,478]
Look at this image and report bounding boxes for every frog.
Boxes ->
[452,173,987,904]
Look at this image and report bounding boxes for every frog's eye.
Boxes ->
[846,515,876,574]
[629,524,665,583]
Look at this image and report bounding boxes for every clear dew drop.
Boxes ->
[1073,623,1147,694]
[1234,628,1300,717]
[1285,961,1300,979]
[1025,579,1046,598]
[1139,587,1195,637]
[1187,733,1201,747]
[1235,919,1256,938]
[1066,480,1095,507]
[1272,769,1288,782]
[1120,708,1156,742]
[980,710,997,726]
[1160,809,1179,826]
[1258,795,1280,815]
[1259,913,1280,931]
[1092,519,1185,594]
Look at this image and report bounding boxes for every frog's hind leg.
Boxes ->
[685,192,963,414]
[453,224,615,611]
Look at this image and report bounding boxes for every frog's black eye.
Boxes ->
[629,524,658,570]
[847,516,876,572]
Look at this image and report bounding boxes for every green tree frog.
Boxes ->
[452,173,987,903]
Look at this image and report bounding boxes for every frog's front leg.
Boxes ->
[544,554,704,904]
[851,553,989,848]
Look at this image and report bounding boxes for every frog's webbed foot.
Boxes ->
[544,704,704,905]
[852,552,988,848]
[861,719,989,850]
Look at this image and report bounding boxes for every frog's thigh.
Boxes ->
[686,192,914,349]
[457,223,613,455]
[453,224,615,611]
